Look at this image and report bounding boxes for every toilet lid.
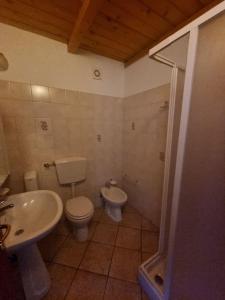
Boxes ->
[66,196,94,219]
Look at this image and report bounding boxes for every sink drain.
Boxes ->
[15,229,24,236]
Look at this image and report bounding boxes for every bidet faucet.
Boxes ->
[105,179,117,189]
[105,180,111,188]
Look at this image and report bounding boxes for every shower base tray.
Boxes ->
[139,253,167,300]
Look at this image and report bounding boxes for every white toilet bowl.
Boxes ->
[65,196,94,242]
[101,186,127,222]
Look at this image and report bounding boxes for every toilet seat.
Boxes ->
[65,196,94,220]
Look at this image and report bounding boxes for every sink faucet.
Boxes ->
[105,179,117,189]
[0,187,14,213]
[0,187,10,206]
[0,204,14,213]
[105,180,111,189]
[0,224,10,250]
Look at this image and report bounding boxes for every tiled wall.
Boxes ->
[0,80,122,206]
[0,117,9,177]
[0,79,169,224]
[122,84,170,225]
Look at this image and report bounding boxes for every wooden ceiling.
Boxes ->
[0,0,222,65]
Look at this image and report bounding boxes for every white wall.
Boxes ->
[124,35,189,97]
[0,23,124,97]
[124,57,171,97]
[0,23,189,98]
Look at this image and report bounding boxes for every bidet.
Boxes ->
[101,186,127,222]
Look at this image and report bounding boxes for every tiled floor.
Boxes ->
[38,204,159,300]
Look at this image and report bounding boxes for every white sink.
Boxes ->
[1,190,63,252]
[0,190,63,300]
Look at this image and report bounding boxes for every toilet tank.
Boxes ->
[24,170,39,191]
[55,157,87,184]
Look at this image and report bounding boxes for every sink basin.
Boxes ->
[101,186,127,206]
[1,190,63,252]
[0,190,63,300]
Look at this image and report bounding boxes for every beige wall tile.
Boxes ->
[31,85,50,102]
[49,87,67,104]
[0,98,33,117]
[1,80,123,206]
[0,80,10,98]
[1,79,167,228]
[10,81,32,101]
[122,84,170,226]
[65,90,79,105]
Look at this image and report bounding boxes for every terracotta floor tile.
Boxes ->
[54,237,88,268]
[104,277,141,300]
[92,223,118,245]
[123,204,139,214]
[55,218,72,236]
[93,207,104,222]
[141,218,159,232]
[87,221,98,240]
[100,212,120,225]
[38,233,66,262]
[66,270,107,300]
[116,226,141,250]
[44,263,75,300]
[141,231,159,255]
[38,209,158,299]
[109,247,141,282]
[121,212,142,229]
[80,242,114,275]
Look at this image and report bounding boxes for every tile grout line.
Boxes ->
[102,219,120,299]
[63,218,100,300]
[43,207,159,299]
[50,233,70,263]
[77,219,100,270]
[62,267,78,300]
[42,232,77,300]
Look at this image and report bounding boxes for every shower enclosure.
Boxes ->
[139,38,188,299]
[139,2,225,299]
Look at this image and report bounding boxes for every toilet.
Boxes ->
[54,157,94,242]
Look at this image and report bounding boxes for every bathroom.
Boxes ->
[0,1,225,300]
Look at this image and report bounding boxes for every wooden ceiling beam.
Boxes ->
[68,0,105,53]
[125,0,223,66]
[141,0,186,26]
[95,13,150,50]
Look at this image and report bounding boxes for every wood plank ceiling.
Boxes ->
[0,0,222,65]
